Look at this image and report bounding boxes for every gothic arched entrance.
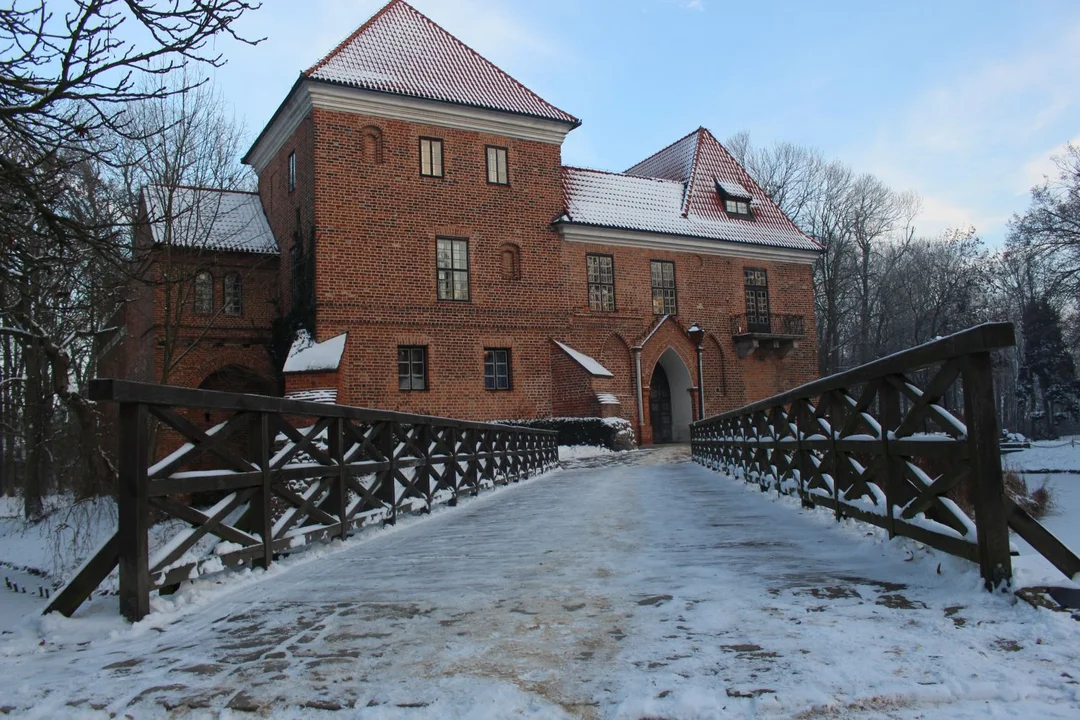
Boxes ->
[649,347,693,443]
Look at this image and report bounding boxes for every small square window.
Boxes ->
[484,348,511,390]
[398,346,427,391]
[420,137,443,177]
[288,151,296,193]
[724,198,750,216]
[486,146,508,185]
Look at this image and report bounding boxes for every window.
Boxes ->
[650,260,677,315]
[586,254,615,311]
[486,146,508,185]
[420,137,443,177]
[194,270,213,314]
[288,151,296,192]
[744,268,770,332]
[436,237,469,300]
[725,198,750,216]
[223,273,243,316]
[398,346,427,391]
[501,243,521,280]
[484,348,511,390]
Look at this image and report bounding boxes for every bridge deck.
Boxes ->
[3,448,1079,718]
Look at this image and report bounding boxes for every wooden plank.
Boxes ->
[149,497,260,548]
[43,533,119,618]
[692,323,1015,426]
[90,379,559,436]
[256,412,273,569]
[118,402,150,622]
[1006,497,1080,581]
[962,351,1012,590]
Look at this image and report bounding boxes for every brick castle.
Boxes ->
[105,0,821,445]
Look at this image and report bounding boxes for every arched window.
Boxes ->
[224,272,243,316]
[500,243,521,280]
[361,126,383,164]
[194,270,213,315]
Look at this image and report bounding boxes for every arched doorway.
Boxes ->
[649,347,693,443]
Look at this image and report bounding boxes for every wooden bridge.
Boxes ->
[46,322,1078,626]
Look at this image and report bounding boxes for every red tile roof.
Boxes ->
[305,0,578,125]
[561,128,821,252]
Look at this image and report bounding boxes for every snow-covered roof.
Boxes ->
[142,187,278,255]
[716,180,751,199]
[283,331,348,373]
[285,388,339,404]
[305,0,577,125]
[561,128,820,253]
[554,341,613,377]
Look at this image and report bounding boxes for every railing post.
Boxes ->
[466,428,479,495]
[881,378,901,539]
[117,402,149,622]
[332,417,349,538]
[254,412,274,569]
[418,424,434,506]
[380,421,397,524]
[963,351,1012,591]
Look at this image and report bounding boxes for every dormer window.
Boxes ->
[725,198,750,216]
[717,180,754,219]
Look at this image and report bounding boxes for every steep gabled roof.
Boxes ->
[305,0,578,125]
[141,187,278,255]
[561,128,820,252]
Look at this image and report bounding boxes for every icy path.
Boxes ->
[2,450,1080,718]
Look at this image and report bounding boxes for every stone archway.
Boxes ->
[650,347,693,443]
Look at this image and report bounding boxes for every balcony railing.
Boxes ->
[730,313,805,337]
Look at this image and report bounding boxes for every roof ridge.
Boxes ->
[146,184,259,196]
[624,126,702,176]
[680,128,705,217]
[696,130,818,245]
[305,0,578,125]
[305,0,402,76]
[564,165,683,183]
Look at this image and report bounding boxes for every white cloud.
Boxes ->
[844,20,1080,245]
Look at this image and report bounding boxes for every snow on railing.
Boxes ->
[689,322,1065,593]
[45,380,559,622]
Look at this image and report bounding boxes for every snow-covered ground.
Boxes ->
[1,452,1079,718]
[558,444,614,461]
[1006,436,1080,473]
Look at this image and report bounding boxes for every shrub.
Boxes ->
[1005,469,1055,519]
[498,417,635,450]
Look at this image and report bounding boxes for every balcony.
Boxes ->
[729,313,805,359]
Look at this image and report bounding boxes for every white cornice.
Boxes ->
[246,79,574,173]
[557,223,821,265]
[245,85,314,174]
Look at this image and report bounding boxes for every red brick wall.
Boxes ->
[302,108,570,420]
[258,116,316,317]
[550,344,597,417]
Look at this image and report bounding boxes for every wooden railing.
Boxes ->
[46,380,559,621]
[691,322,1080,591]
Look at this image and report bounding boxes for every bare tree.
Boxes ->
[0,0,261,516]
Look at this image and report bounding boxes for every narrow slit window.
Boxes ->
[420,137,444,177]
[288,151,296,192]
[486,146,508,185]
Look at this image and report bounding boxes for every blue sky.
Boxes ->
[209,0,1080,245]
